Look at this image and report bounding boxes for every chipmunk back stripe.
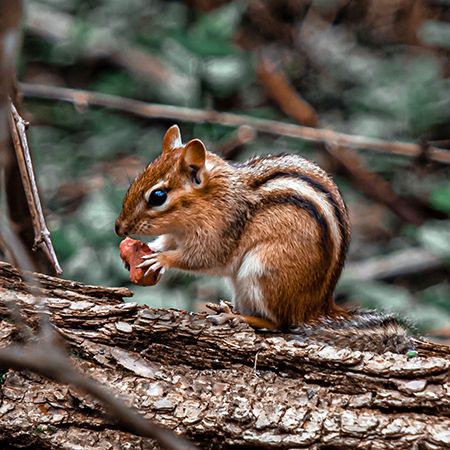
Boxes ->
[244,153,290,167]
[250,170,345,237]
[249,169,349,303]
[263,194,332,261]
[225,193,332,271]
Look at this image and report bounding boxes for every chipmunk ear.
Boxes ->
[182,139,207,188]
[162,125,182,153]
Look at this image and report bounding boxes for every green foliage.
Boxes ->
[430,184,450,215]
[183,2,246,55]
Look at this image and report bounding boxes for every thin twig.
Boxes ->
[9,102,62,274]
[19,82,450,164]
[216,125,257,159]
[0,0,31,339]
[342,247,446,282]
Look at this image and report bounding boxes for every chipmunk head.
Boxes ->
[115,125,220,237]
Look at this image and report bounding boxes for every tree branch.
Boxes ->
[9,102,62,274]
[0,261,449,449]
[343,247,447,282]
[19,82,450,164]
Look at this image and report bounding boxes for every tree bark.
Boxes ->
[0,261,449,450]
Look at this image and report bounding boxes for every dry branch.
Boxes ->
[9,103,62,274]
[0,261,449,449]
[343,247,447,282]
[216,125,257,159]
[0,0,56,275]
[19,82,450,164]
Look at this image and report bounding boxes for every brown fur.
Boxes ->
[116,125,350,328]
[289,310,415,354]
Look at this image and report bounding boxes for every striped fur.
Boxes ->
[288,310,415,354]
[239,154,350,314]
[249,169,349,301]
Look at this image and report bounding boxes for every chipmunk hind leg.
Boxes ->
[229,246,279,326]
[239,239,331,326]
[204,247,280,330]
[210,233,333,329]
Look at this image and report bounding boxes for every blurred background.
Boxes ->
[13,0,450,340]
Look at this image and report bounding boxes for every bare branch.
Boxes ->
[9,102,62,274]
[343,247,447,282]
[20,82,450,164]
[216,125,257,159]
[0,1,57,274]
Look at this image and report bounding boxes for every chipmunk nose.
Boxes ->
[115,219,128,237]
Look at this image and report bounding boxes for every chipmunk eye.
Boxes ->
[147,189,167,207]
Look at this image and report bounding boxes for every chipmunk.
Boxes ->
[115,125,414,354]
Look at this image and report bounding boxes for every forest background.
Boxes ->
[15,0,450,341]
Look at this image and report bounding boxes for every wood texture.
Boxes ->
[0,261,449,449]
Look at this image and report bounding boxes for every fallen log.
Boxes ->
[0,261,448,449]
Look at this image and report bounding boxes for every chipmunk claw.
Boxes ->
[206,300,244,327]
[205,300,234,314]
[138,253,165,277]
[207,312,245,327]
[141,253,158,260]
